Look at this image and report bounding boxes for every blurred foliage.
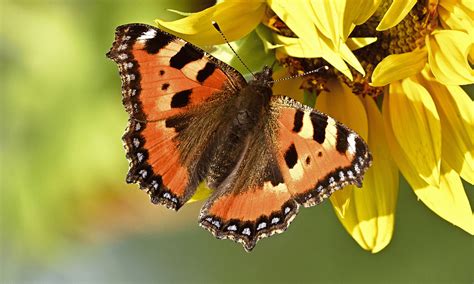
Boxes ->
[1,0,216,264]
[0,0,473,283]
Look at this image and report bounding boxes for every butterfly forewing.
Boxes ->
[107,24,246,210]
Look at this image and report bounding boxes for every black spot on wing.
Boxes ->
[171,90,191,108]
[292,110,304,132]
[284,144,298,169]
[196,62,216,83]
[310,112,327,144]
[143,31,173,54]
[165,114,190,132]
[335,124,350,154]
[161,83,170,90]
[355,136,367,157]
[170,43,204,69]
[264,160,284,186]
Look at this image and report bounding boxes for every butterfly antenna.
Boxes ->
[212,21,255,78]
[271,66,330,83]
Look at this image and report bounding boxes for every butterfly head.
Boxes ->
[250,66,274,89]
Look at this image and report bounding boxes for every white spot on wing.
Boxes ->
[347,170,354,179]
[133,138,140,148]
[135,123,141,131]
[137,29,157,41]
[118,44,127,51]
[227,225,237,231]
[271,217,280,224]
[242,228,251,236]
[257,222,267,230]
[323,117,337,149]
[298,111,314,139]
[289,160,304,180]
[347,133,357,154]
[118,54,128,60]
[264,181,287,193]
[354,164,360,174]
[339,171,345,181]
[212,220,221,228]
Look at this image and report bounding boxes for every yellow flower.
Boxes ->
[155,0,266,46]
[371,0,474,235]
[277,0,474,249]
[155,0,474,252]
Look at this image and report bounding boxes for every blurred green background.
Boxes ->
[1,0,473,283]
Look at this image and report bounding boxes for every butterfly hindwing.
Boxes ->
[199,110,299,251]
[107,24,246,209]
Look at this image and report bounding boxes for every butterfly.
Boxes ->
[106,23,372,252]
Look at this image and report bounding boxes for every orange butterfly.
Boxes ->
[107,24,372,251]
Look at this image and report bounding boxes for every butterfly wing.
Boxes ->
[107,24,246,210]
[200,95,371,251]
[271,96,372,206]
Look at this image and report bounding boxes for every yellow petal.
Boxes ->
[270,0,365,79]
[315,80,368,217]
[418,70,474,184]
[339,39,366,76]
[413,162,474,234]
[333,96,399,253]
[426,30,474,85]
[155,1,265,46]
[274,34,354,80]
[385,78,441,187]
[187,182,213,203]
[352,0,383,25]
[269,0,320,47]
[344,0,382,38]
[309,0,343,48]
[371,49,428,86]
[382,91,473,235]
[376,0,417,31]
[438,0,474,37]
[346,37,378,51]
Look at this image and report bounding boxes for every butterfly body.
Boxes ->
[107,24,372,251]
